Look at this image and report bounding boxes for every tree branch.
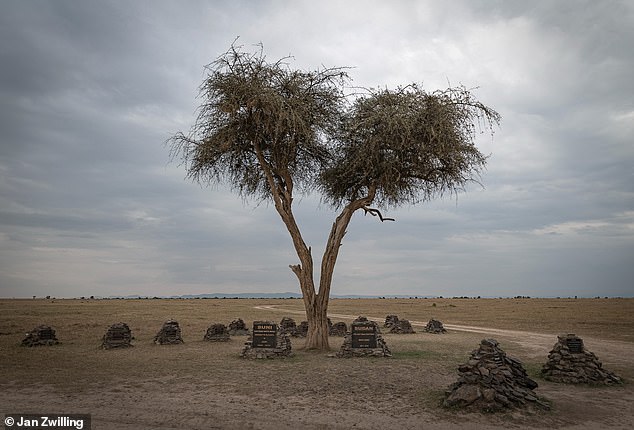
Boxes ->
[362,206,395,222]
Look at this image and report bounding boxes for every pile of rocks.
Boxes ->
[335,316,391,358]
[329,321,348,337]
[101,322,133,349]
[541,334,622,385]
[296,321,309,337]
[384,315,399,329]
[279,317,300,337]
[154,320,184,345]
[204,323,230,342]
[227,318,249,336]
[240,321,293,359]
[444,338,549,412]
[424,318,447,334]
[384,314,416,334]
[21,325,59,347]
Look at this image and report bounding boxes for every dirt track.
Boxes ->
[255,304,634,365]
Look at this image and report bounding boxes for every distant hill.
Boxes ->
[107,292,426,299]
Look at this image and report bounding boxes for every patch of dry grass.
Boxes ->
[2,297,632,390]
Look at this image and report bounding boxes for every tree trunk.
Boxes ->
[253,142,377,351]
[303,296,330,350]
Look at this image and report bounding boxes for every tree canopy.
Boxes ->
[320,84,500,208]
[169,44,349,201]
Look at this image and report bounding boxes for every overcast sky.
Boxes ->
[1,1,632,298]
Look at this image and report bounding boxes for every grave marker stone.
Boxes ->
[541,334,621,384]
[334,316,391,358]
[351,322,377,348]
[240,321,292,359]
[252,322,278,348]
[21,325,59,347]
[101,322,133,349]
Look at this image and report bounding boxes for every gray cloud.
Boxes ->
[1,0,632,298]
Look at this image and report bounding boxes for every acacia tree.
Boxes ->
[168,44,500,350]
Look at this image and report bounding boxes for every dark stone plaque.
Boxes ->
[566,337,584,353]
[351,322,377,348]
[39,328,54,340]
[252,322,277,348]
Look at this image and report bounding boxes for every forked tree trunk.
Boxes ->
[303,297,330,350]
[254,143,375,351]
[297,192,375,350]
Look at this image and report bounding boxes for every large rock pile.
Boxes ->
[204,323,230,342]
[541,334,622,385]
[154,320,184,345]
[21,325,59,347]
[227,318,249,336]
[444,339,549,412]
[424,318,447,334]
[101,322,133,349]
[240,321,293,359]
[335,316,391,358]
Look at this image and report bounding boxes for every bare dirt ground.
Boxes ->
[1,298,632,429]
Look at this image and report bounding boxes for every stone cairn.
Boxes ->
[335,316,392,358]
[21,325,59,347]
[329,321,348,337]
[279,317,301,337]
[204,323,230,342]
[227,318,249,336]
[101,322,133,349]
[296,321,309,337]
[424,318,447,334]
[541,334,622,385]
[384,314,415,334]
[384,315,399,329]
[240,321,293,359]
[444,339,549,412]
[154,320,184,345]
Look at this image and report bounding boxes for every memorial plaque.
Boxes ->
[39,327,54,340]
[252,322,277,348]
[351,322,377,349]
[566,337,584,353]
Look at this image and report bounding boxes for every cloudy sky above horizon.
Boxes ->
[1,0,633,298]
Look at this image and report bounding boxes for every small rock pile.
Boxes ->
[424,318,447,334]
[21,325,59,347]
[204,323,230,342]
[296,321,309,337]
[227,318,249,336]
[384,315,399,329]
[279,317,300,337]
[384,314,415,334]
[335,316,391,358]
[444,338,549,412]
[391,320,416,334]
[541,334,622,385]
[240,321,293,359]
[329,321,348,337]
[101,322,133,349]
[154,320,184,345]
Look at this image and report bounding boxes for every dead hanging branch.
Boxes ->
[362,206,395,222]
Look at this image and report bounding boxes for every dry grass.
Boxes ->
[1,298,633,429]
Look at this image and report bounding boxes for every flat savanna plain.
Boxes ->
[1,298,633,429]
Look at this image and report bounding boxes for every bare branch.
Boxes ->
[362,206,395,222]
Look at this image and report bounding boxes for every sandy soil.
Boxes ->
[1,302,632,429]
